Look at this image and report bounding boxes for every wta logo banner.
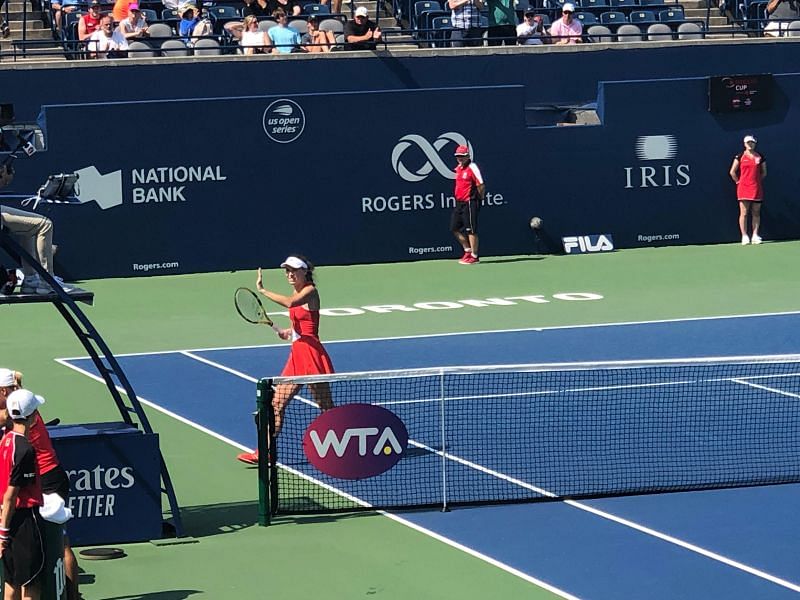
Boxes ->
[303,404,409,480]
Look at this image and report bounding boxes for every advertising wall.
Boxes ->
[1,52,799,278]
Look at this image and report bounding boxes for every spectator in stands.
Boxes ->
[112,0,135,23]
[729,134,767,245]
[549,2,581,44]
[178,2,201,40]
[486,0,516,45]
[303,14,335,51]
[322,0,342,15]
[245,0,270,17]
[448,0,483,47]
[162,0,180,11]
[344,6,381,49]
[1,9,9,39]
[268,8,302,51]
[517,11,546,44]
[50,0,81,35]
[77,0,103,42]
[764,0,800,35]
[222,0,262,40]
[87,13,129,57]
[240,14,270,52]
[268,0,301,16]
[0,172,60,295]
[117,3,150,40]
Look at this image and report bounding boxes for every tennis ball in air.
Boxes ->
[530,217,543,230]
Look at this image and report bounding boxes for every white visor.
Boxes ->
[280,256,308,270]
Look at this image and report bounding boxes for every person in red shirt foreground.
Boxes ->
[451,145,485,264]
[0,388,45,600]
[729,134,767,245]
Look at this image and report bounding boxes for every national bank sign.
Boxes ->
[624,135,690,189]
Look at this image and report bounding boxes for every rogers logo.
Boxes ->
[391,132,473,182]
[303,404,408,480]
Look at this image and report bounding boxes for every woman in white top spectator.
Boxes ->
[241,14,271,53]
[117,4,150,40]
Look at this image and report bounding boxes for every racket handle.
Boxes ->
[271,324,281,334]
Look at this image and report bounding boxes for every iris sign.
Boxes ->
[303,404,409,480]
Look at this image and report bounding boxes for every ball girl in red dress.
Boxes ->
[237,255,334,465]
[729,134,767,245]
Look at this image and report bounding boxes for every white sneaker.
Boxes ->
[751,234,762,245]
[741,235,750,245]
[20,274,41,293]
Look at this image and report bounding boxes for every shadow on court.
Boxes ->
[101,592,202,600]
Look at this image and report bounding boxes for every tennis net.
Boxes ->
[256,355,800,517]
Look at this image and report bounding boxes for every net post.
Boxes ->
[439,369,450,513]
[256,378,275,526]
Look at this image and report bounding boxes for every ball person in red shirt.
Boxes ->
[0,389,46,600]
[729,134,767,245]
[451,145,485,264]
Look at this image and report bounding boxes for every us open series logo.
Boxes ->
[262,99,306,144]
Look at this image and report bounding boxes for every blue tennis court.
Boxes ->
[59,312,800,600]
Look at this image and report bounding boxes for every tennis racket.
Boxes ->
[234,287,281,334]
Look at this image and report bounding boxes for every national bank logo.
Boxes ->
[262,99,305,144]
[304,404,408,480]
[391,132,473,183]
[625,135,690,189]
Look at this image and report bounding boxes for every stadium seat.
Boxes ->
[430,14,451,47]
[646,21,672,39]
[616,22,642,39]
[787,19,800,34]
[599,10,626,23]
[579,0,611,9]
[586,23,613,40]
[193,37,222,54]
[128,40,157,56]
[140,8,158,22]
[160,38,190,55]
[161,8,180,22]
[658,8,684,21]
[147,22,175,39]
[676,20,704,38]
[207,5,240,34]
[258,19,278,32]
[289,17,309,33]
[303,3,331,14]
[537,13,551,26]
[413,0,441,32]
[319,17,344,33]
[575,11,599,24]
[609,0,637,7]
[629,10,656,24]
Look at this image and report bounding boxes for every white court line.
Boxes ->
[55,323,800,597]
[56,308,800,361]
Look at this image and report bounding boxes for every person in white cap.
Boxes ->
[237,256,335,465]
[0,389,46,600]
[0,374,80,600]
[344,6,381,50]
[549,2,582,44]
[729,134,767,245]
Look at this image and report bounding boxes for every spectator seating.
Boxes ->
[207,4,240,34]
[575,11,599,24]
[610,0,637,7]
[140,8,158,22]
[303,2,331,14]
[616,22,643,39]
[193,37,222,54]
[580,0,609,9]
[128,39,157,56]
[629,10,657,24]
[289,16,309,33]
[413,0,440,31]
[319,17,345,33]
[586,23,614,40]
[430,14,451,47]
[160,8,180,27]
[600,10,626,23]
[160,38,190,55]
[788,19,800,34]
[147,22,176,38]
[646,21,672,38]
[676,20,704,37]
[258,19,279,32]
[659,8,685,20]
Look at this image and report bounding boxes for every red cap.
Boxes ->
[454,145,470,156]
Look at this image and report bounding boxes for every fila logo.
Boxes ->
[625,135,690,189]
[563,234,615,254]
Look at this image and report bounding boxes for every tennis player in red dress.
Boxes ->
[237,255,334,465]
[729,134,767,245]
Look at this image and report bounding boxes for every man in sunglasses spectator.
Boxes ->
[549,2,581,44]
